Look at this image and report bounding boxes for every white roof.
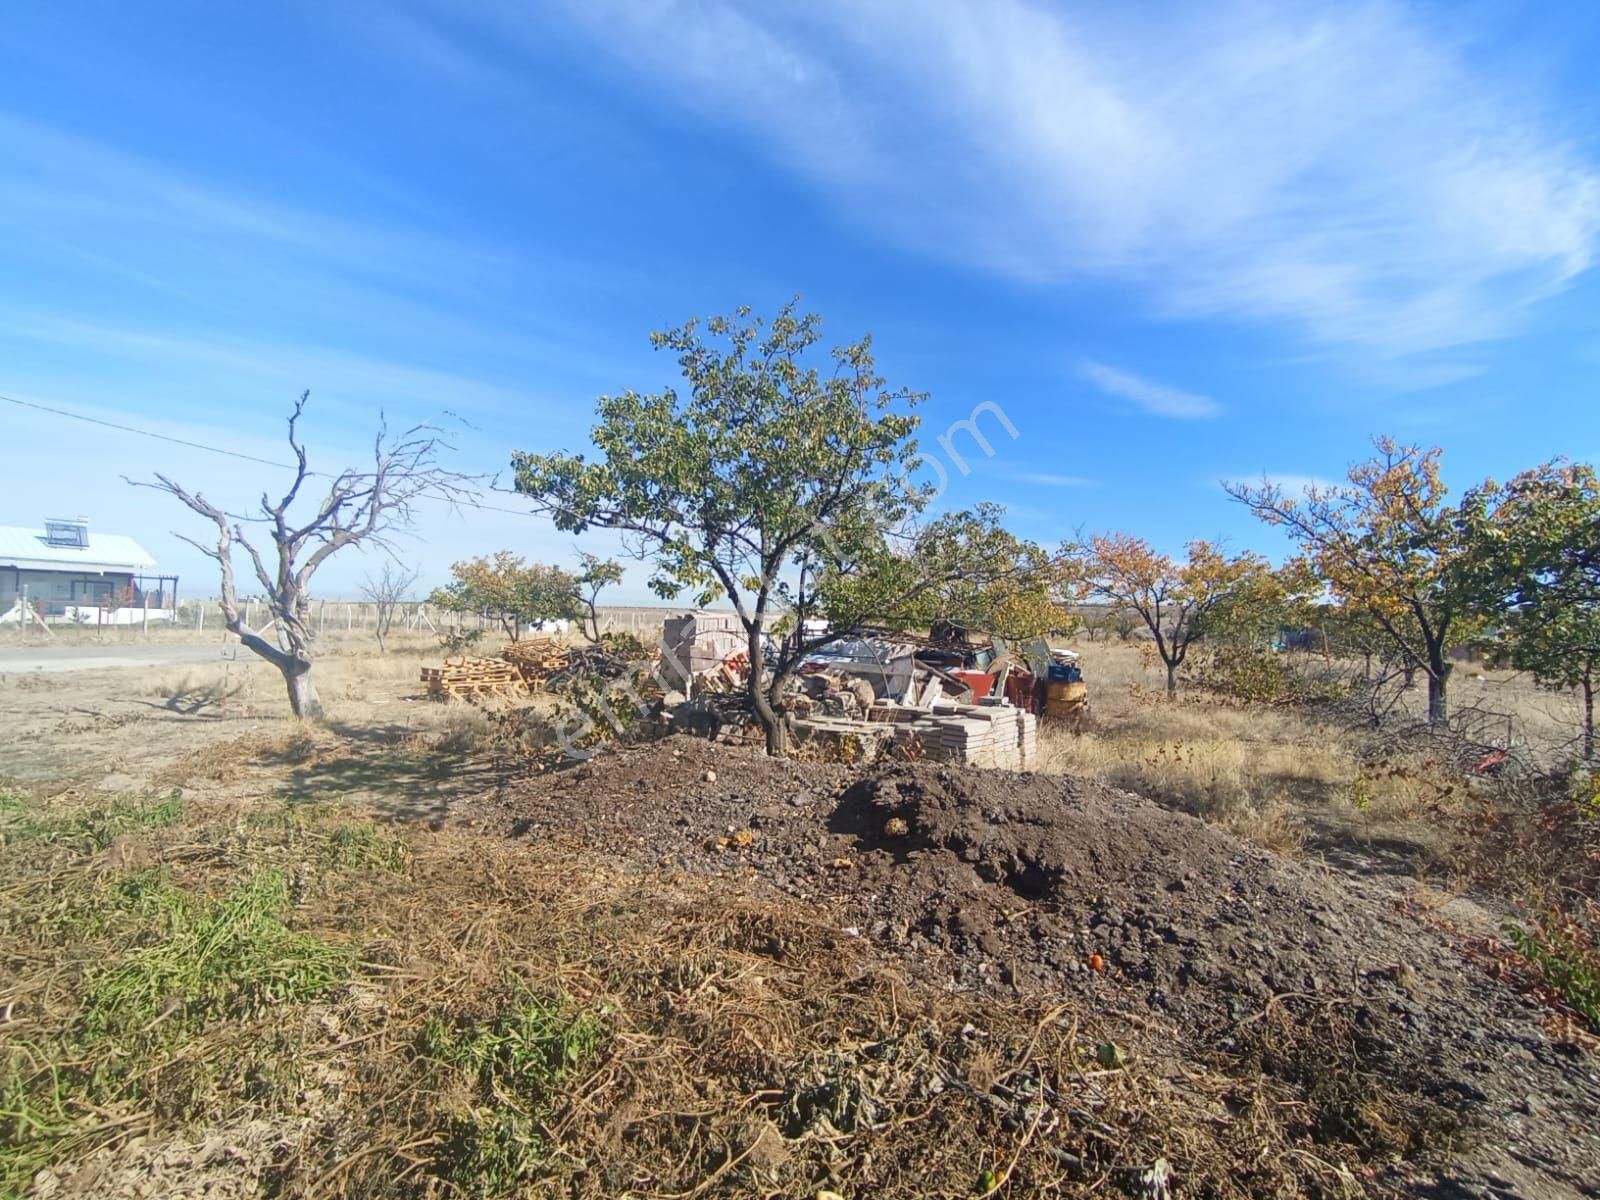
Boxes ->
[0,525,157,573]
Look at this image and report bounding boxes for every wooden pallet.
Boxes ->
[498,638,571,685]
[421,656,526,701]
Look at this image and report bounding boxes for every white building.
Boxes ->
[0,517,175,624]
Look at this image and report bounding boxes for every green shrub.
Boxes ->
[421,989,604,1196]
[1,791,184,852]
[85,868,352,1042]
[1506,902,1600,1032]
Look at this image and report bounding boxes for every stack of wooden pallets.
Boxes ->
[421,656,526,701]
[498,638,571,687]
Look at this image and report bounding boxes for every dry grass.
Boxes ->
[1,785,1422,1200]
[135,634,445,720]
[1035,642,1493,860]
[152,727,327,787]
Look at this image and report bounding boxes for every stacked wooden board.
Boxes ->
[421,656,525,701]
[499,638,571,686]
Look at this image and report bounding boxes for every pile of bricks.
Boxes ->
[851,698,1039,769]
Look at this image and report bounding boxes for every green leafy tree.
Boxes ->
[429,552,580,642]
[574,552,625,644]
[818,502,1064,640]
[1227,439,1477,724]
[1460,462,1600,759]
[511,302,1049,753]
[1193,561,1318,651]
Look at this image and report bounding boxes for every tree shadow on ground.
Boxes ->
[1224,768,1450,882]
[281,720,510,825]
[1300,828,1440,879]
[129,697,232,721]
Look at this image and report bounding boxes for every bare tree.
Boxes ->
[137,393,468,718]
[361,560,421,653]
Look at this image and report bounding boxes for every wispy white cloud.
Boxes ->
[0,113,645,405]
[1080,361,1220,419]
[508,0,1600,357]
[0,309,543,420]
[0,112,511,291]
[1017,471,1096,488]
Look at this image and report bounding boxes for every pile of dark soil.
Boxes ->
[479,736,1600,1199]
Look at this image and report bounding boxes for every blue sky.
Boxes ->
[3,1,1599,600]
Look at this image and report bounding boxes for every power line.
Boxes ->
[3,390,538,518]
[3,392,296,468]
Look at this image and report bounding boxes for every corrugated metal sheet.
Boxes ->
[0,525,157,572]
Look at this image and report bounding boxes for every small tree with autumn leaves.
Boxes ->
[1227,439,1475,725]
[429,551,586,642]
[1060,534,1270,694]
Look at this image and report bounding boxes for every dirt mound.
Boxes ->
[841,764,1365,1017]
[481,739,1600,1198]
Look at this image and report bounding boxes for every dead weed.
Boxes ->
[152,727,325,787]
[0,793,1406,1200]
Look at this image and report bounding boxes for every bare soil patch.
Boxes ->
[479,736,1600,1198]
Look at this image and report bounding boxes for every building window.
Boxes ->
[44,519,89,548]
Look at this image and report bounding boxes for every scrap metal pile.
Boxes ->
[657,616,1085,766]
[419,614,1085,771]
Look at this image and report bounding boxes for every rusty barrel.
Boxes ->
[1045,679,1087,721]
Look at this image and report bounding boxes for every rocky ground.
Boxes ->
[474,735,1600,1199]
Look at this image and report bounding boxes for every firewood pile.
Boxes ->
[420,656,526,701]
[684,651,748,697]
[543,646,640,689]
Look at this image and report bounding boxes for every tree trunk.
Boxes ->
[745,626,788,756]
[1426,673,1446,725]
[1165,660,1178,695]
[1583,673,1595,762]
[1425,654,1449,725]
[762,707,789,755]
[232,626,321,721]
[284,664,323,720]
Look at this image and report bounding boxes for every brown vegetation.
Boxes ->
[4,630,1600,1198]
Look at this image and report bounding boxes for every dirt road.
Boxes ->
[0,641,240,674]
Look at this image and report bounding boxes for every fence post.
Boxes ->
[196,602,204,633]
[142,591,149,635]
